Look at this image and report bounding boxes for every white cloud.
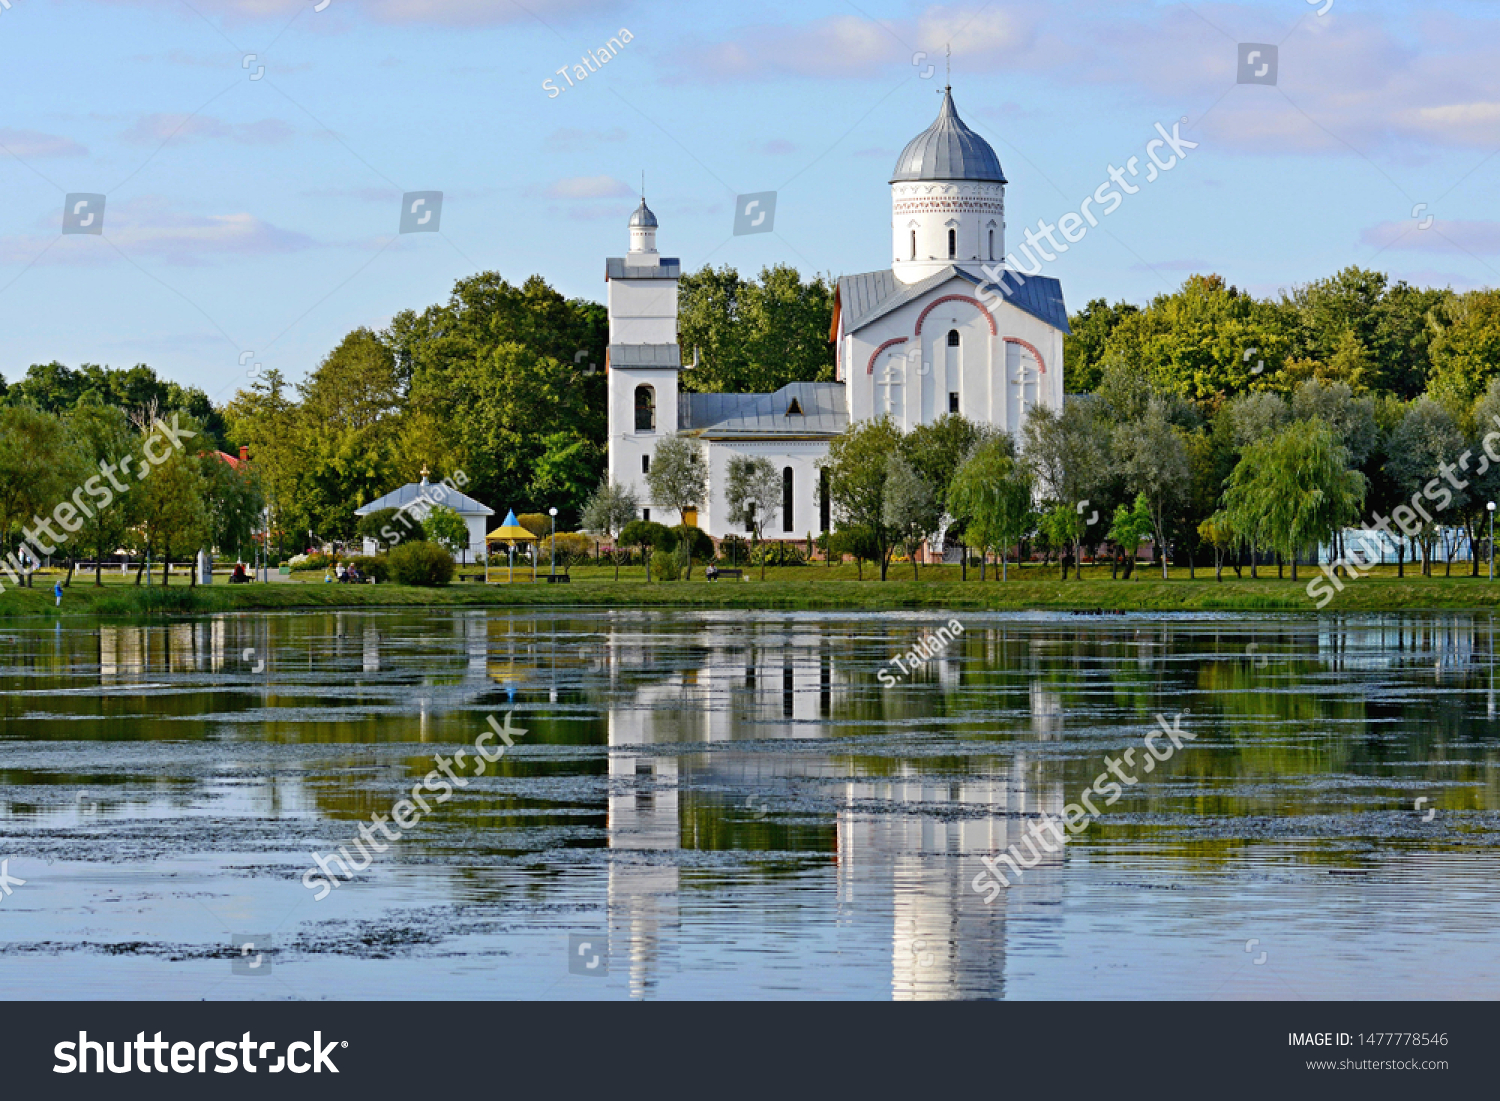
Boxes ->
[85,0,618,25]
[1361,219,1500,255]
[546,175,636,199]
[0,128,88,158]
[121,114,295,146]
[0,196,314,266]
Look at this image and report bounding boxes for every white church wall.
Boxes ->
[699,438,829,543]
[607,366,680,524]
[846,275,1064,441]
[890,180,1006,285]
[607,280,678,344]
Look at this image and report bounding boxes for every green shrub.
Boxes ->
[749,541,806,566]
[386,541,454,586]
[347,555,388,583]
[288,552,333,571]
[717,534,749,565]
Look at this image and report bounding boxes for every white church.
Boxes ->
[605,87,1069,541]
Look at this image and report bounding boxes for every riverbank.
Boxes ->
[7,562,1500,617]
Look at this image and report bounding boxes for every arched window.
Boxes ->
[988,229,994,260]
[634,385,655,432]
[947,329,960,347]
[782,467,794,531]
[947,228,956,258]
[909,230,916,260]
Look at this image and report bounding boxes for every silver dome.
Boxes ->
[890,88,1006,185]
[628,198,658,228]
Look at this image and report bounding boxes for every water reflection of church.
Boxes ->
[591,615,1067,1000]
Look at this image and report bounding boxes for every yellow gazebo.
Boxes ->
[486,510,538,584]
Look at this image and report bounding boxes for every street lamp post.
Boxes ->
[548,507,558,579]
[1489,501,1496,581]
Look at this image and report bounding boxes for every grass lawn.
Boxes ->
[5,558,1500,618]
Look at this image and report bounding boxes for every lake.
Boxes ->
[2,608,1497,999]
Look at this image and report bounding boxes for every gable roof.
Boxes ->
[836,265,1070,335]
[353,481,494,517]
[679,381,847,438]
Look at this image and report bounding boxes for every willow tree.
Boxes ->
[1221,419,1365,582]
[949,437,1032,580]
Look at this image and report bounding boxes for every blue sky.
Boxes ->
[4,0,1500,401]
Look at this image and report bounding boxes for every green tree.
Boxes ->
[66,403,137,585]
[949,437,1032,580]
[1222,419,1366,581]
[822,418,903,580]
[827,525,879,580]
[1113,398,1191,579]
[1064,298,1141,394]
[424,504,471,558]
[1427,289,1500,410]
[618,519,676,583]
[580,479,640,581]
[530,430,600,524]
[724,454,781,581]
[1385,398,1466,575]
[677,264,835,393]
[0,406,78,586]
[882,453,942,581]
[1107,494,1154,579]
[132,417,212,586]
[646,435,707,530]
[1023,401,1108,579]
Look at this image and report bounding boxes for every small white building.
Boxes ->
[353,468,494,563]
[606,86,1069,540]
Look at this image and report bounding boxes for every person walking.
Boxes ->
[54,579,63,607]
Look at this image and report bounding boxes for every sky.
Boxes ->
[4,0,1500,402]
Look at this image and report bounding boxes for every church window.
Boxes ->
[947,329,960,347]
[947,229,956,258]
[782,467,794,531]
[642,454,650,474]
[786,397,803,416]
[819,469,830,533]
[988,229,994,260]
[634,385,656,432]
[949,392,960,413]
[745,501,755,534]
[643,508,650,521]
[909,230,916,260]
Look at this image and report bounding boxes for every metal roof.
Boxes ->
[891,87,1006,185]
[353,480,493,517]
[836,265,1070,334]
[609,343,681,368]
[628,198,658,227]
[679,382,848,438]
[605,256,681,280]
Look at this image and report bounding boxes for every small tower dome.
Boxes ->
[628,197,658,254]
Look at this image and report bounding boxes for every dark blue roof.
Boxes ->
[836,266,1070,334]
[891,88,1006,185]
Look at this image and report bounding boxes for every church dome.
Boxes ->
[628,198,658,228]
[890,87,1006,185]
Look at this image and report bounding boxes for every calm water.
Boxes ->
[1,608,1498,1000]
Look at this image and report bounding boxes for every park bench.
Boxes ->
[545,574,570,584]
[712,568,744,581]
